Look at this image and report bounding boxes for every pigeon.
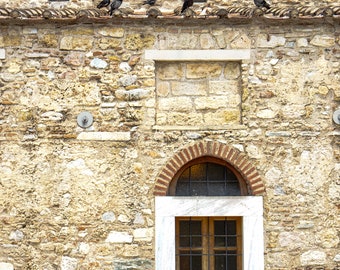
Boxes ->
[181,0,193,13]
[97,0,110,9]
[254,0,270,9]
[109,0,123,15]
[143,0,156,5]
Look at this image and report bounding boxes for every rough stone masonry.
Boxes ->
[0,1,339,269]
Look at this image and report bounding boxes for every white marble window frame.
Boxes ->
[155,196,264,270]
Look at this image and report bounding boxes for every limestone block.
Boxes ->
[41,111,64,121]
[97,37,121,50]
[60,36,93,51]
[310,35,335,47]
[297,38,308,47]
[162,112,203,126]
[231,34,251,49]
[124,34,155,50]
[98,27,125,37]
[90,58,108,69]
[39,34,58,47]
[256,109,277,119]
[156,81,170,97]
[0,263,14,270]
[257,34,286,48]
[200,33,216,49]
[119,62,132,72]
[133,228,153,242]
[224,62,241,79]
[186,63,222,79]
[102,211,116,222]
[300,250,326,266]
[171,81,207,96]
[208,80,239,95]
[77,132,131,141]
[61,256,78,270]
[194,95,240,110]
[158,97,193,111]
[105,231,133,243]
[118,75,137,87]
[316,229,339,248]
[204,110,240,125]
[0,49,5,59]
[157,63,183,80]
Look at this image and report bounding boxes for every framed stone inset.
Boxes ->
[145,50,250,130]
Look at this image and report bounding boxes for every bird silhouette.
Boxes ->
[143,0,156,5]
[181,0,193,13]
[109,0,123,15]
[97,0,110,9]
[254,0,270,9]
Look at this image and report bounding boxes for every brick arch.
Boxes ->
[154,140,265,196]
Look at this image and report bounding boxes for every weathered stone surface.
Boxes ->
[105,231,133,243]
[300,250,327,266]
[257,35,286,48]
[0,263,14,270]
[310,35,335,47]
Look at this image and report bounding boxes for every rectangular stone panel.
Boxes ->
[155,61,242,128]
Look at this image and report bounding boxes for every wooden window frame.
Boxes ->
[176,217,242,270]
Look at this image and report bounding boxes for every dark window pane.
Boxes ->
[179,221,202,247]
[209,182,227,196]
[226,183,241,196]
[191,183,206,196]
[192,251,202,269]
[226,221,237,247]
[214,220,226,247]
[179,251,202,270]
[176,182,189,196]
[207,163,225,181]
[215,251,226,270]
[227,251,237,269]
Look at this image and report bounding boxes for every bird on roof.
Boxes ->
[181,0,194,13]
[97,0,110,9]
[109,0,123,15]
[254,0,270,9]
[143,0,156,5]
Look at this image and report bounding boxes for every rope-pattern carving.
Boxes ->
[0,5,339,20]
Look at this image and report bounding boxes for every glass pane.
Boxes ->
[227,251,237,270]
[176,182,189,196]
[225,170,238,182]
[179,221,202,247]
[190,164,206,182]
[214,220,226,247]
[179,221,190,247]
[207,163,225,181]
[191,183,206,196]
[179,251,202,270]
[226,183,241,196]
[179,168,190,181]
[191,221,202,247]
[226,221,237,247]
[209,182,226,196]
[214,251,226,270]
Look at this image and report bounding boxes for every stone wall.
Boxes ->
[0,16,339,270]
